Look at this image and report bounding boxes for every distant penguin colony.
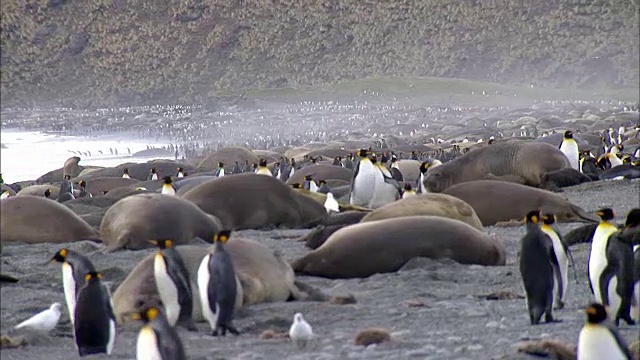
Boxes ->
[197,230,240,336]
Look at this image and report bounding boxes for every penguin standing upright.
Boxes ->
[540,213,571,309]
[367,154,401,209]
[349,149,377,206]
[49,248,97,326]
[577,303,632,360]
[215,162,225,177]
[559,130,579,170]
[389,154,404,181]
[303,175,318,192]
[176,167,185,178]
[161,176,176,195]
[132,306,187,360]
[148,168,159,181]
[197,230,240,336]
[122,168,131,179]
[416,161,430,193]
[316,180,331,194]
[518,210,560,325]
[343,154,353,169]
[77,180,92,198]
[255,159,272,176]
[589,208,636,326]
[150,239,197,331]
[402,183,417,199]
[74,271,117,357]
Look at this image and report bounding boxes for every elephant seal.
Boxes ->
[81,176,141,196]
[1,184,17,197]
[0,195,99,244]
[286,164,353,185]
[182,173,327,230]
[74,161,193,181]
[100,193,222,252]
[360,193,483,230]
[17,184,61,198]
[63,156,83,177]
[112,239,306,324]
[103,186,155,200]
[291,215,506,279]
[173,176,218,196]
[425,141,571,192]
[441,180,598,226]
[197,146,259,170]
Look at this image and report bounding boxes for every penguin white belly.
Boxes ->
[151,174,158,180]
[350,162,377,206]
[256,168,272,176]
[559,141,579,170]
[544,230,569,302]
[61,263,77,325]
[219,169,225,177]
[107,318,116,355]
[161,185,176,195]
[631,282,640,322]
[609,155,623,168]
[197,255,219,330]
[588,227,616,302]
[577,326,628,360]
[154,256,180,326]
[418,173,427,193]
[607,276,621,318]
[309,182,318,192]
[368,179,397,209]
[136,327,163,360]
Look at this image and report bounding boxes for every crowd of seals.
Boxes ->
[1,100,639,359]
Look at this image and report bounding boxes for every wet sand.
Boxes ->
[1,180,639,360]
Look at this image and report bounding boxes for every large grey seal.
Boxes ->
[16,184,61,198]
[425,141,571,192]
[74,161,194,181]
[360,193,483,230]
[0,195,99,244]
[81,176,141,196]
[181,173,327,230]
[63,156,84,177]
[197,146,259,170]
[100,193,222,252]
[442,180,598,226]
[291,215,506,279]
[286,164,353,185]
[112,239,306,324]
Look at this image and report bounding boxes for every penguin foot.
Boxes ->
[554,301,565,310]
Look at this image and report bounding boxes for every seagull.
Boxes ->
[289,312,313,349]
[324,192,339,214]
[14,302,62,333]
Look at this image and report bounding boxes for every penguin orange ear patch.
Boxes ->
[146,307,159,321]
[60,249,67,257]
[84,273,92,281]
[165,240,173,248]
[585,306,597,315]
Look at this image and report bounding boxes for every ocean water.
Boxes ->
[0,130,173,183]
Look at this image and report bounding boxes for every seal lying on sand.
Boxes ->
[100,193,222,252]
[286,165,353,185]
[182,173,327,230]
[425,141,570,192]
[112,239,306,324]
[441,180,598,226]
[360,193,483,230]
[291,215,506,279]
[0,195,99,244]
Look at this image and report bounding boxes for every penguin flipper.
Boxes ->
[391,168,404,182]
[565,223,598,246]
[607,327,633,359]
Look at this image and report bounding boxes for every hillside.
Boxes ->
[1,0,638,108]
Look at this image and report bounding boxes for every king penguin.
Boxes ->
[255,159,272,176]
[49,248,97,326]
[303,175,318,192]
[215,162,225,177]
[402,183,417,199]
[176,167,185,178]
[577,303,632,360]
[416,161,430,193]
[519,210,560,325]
[389,154,404,182]
[150,239,197,331]
[161,176,176,195]
[1,190,10,199]
[349,149,377,206]
[368,154,401,209]
[540,213,572,309]
[132,306,187,360]
[74,271,117,357]
[122,168,131,179]
[559,130,579,170]
[197,230,240,336]
[589,208,636,326]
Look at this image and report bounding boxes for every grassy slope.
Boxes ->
[1,0,638,108]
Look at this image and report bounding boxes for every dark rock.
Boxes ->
[66,33,90,56]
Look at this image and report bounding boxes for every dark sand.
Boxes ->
[1,180,639,360]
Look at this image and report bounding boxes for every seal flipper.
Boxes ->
[102,234,130,253]
[570,204,599,223]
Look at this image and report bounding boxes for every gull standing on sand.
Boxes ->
[324,192,339,214]
[289,312,313,349]
[14,302,62,333]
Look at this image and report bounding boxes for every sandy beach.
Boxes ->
[1,179,638,360]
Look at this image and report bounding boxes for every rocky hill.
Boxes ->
[1,0,638,108]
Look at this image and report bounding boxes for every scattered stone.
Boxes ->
[517,339,575,360]
[330,294,356,305]
[402,299,430,308]
[0,335,27,349]
[354,328,391,347]
[494,219,523,227]
[0,273,19,283]
[259,329,289,340]
[480,290,525,300]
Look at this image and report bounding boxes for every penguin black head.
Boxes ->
[177,167,183,172]
[149,239,173,249]
[131,306,160,323]
[79,180,87,188]
[64,174,71,180]
[218,162,224,168]
[541,213,557,225]
[215,230,232,244]
[403,183,413,191]
[595,208,615,221]
[488,139,496,145]
[259,159,267,167]
[419,161,430,174]
[151,168,157,173]
[370,155,378,164]
[357,149,369,158]
[84,271,102,282]
[318,179,326,185]
[163,176,173,185]
[584,303,608,324]
[44,189,51,198]
[524,210,540,224]
[624,208,640,228]
[123,168,129,174]
[304,175,313,181]
[564,130,573,139]
[291,183,302,189]
[50,248,68,263]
